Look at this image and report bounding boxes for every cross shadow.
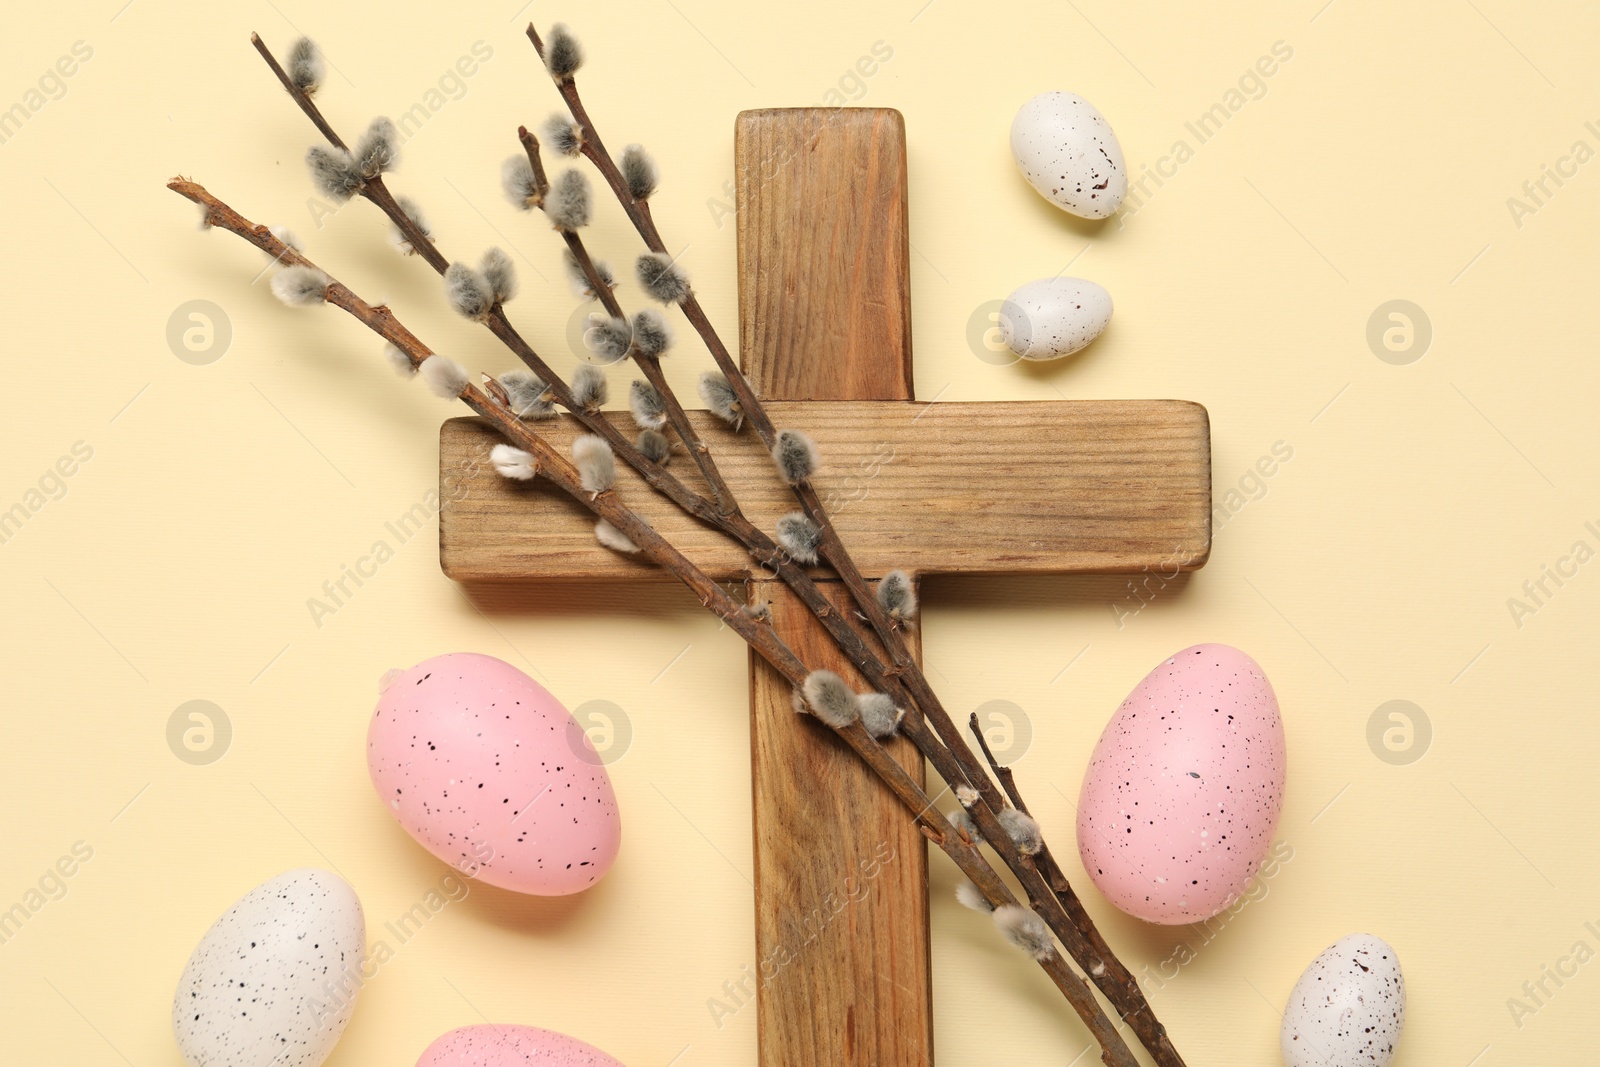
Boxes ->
[454,569,1196,624]
[457,578,712,620]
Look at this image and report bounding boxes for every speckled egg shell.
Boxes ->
[171,868,365,1067]
[1076,643,1285,924]
[1010,91,1127,218]
[416,1024,626,1066]
[1281,933,1406,1067]
[1000,277,1113,361]
[368,653,621,896]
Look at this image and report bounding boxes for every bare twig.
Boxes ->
[515,124,552,207]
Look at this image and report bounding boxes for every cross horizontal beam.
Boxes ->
[439,399,1211,583]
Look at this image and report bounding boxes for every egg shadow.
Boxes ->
[1014,174,1128,244]
[455,876,604,935]
[1007,316,1116,382]
[370,818,609,937]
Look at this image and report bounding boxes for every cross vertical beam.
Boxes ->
[737,108,933,1066]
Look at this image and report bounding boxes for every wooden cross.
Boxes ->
[439,108,1211,1065]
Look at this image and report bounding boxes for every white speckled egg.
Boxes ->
[1077,644,1286,924]
[1000,277,1113,360]
[1010,91,1127,218]
[368,653,621,896]
[1281,933,1406,1067]
[417,1023,626,1065]
[172,868,365,1067]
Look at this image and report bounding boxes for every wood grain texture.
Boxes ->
[438,400,1211,582]
[735,108,913,401]
[741,108,927,1067]
[748,580,930,1066]
[745,106,934,1067]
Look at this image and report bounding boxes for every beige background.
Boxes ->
[2,0,1596,1063]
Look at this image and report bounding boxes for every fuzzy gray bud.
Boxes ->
[544,169,591,230]
[563,248,614,299]
[502,155,541,211]
[955,880,993,913]
[630,308,672,358]
[383,343,416,377]
[993,905,1055,960]
[540,113,584,158]
[572,434,616,494]
[620,143,659,200]
[490,444,537,481]
[270,265,329,306]
[481,247,517,305]
[268,225,303,254]
[699,372,743,430]
[419,355,470,399]
[775,512,821,565]
[594,519,640,554]
[286,37,324,96]
[587,315,633,364]
[772,429,820,485]
[445,262,494,321]
[801,670,858,729]
[306,145,364,201]
[877,570,917,624]
[629,381,666,430]
[389,197,432,256]
[637,429,671,465]
[949,808,979,841]
[858,693,903,739]
[997,808,1043,856]
[636,252,690,304]
[570,363,608,411]
[501,370,555,420]
[543,23,584,80]
[354,116,399,178]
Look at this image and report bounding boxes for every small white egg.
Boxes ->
[172,868,366,1067]
[1281,933,1406,1067]
[1000,277,1113,361]
[1010,91,1128,219]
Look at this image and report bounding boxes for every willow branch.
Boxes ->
[524,30,1185,1066]
[167,175,1138,1067]
[522,126,737,516]
[251,32,346,151]
[251,34,725,531]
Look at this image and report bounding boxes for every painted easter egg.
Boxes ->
[1010,91,1128,218]
[172,868,365,1067]
[1000,277,1113,360]
[1281,933,1406,1067]
[416,1024,626,1066]
[1077,643,1285,924]
[368,653,621,895]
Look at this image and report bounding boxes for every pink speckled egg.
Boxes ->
[417,1024,625,1066]
[368,653,620,896]
[1076,643,1285,924]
